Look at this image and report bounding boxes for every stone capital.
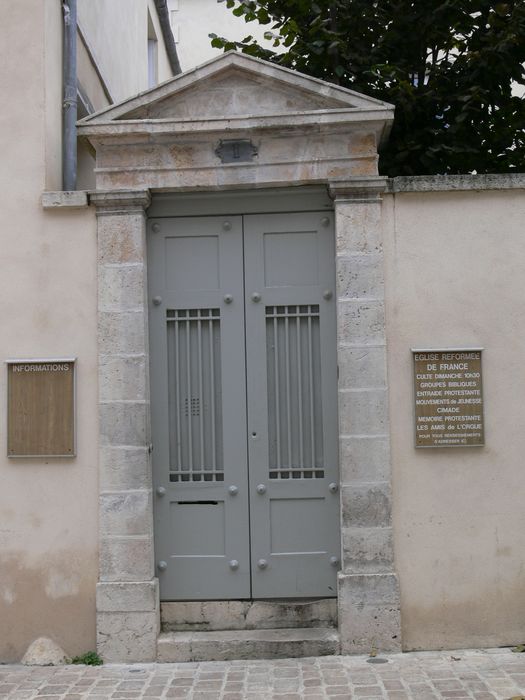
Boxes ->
[90,189,151,215]
[328,177,388,203]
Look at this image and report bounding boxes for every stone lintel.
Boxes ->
[41,191,89,209]
[329,178,388,202]
[90,189,151,215]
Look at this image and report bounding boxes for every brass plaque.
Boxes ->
[7,359,75,457]
[413,349,484,448]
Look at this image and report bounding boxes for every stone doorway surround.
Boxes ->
[79,51,401,662]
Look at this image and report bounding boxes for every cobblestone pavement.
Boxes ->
[1,648,525,700]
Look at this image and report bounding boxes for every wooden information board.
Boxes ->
[7,359,75,457]
[413,349,484,448]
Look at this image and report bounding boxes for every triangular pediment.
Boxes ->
[79,51,393,125]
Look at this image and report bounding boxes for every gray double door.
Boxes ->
[148,211,340,601]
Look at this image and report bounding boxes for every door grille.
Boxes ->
[265,305,324,479]
[167,309,223,482]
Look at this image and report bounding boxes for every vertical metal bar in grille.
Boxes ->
[209,316,216,472]
[197,315,204,471]
[307,314,316,471]
[185,314,193,472]
[273,314,281,469]
[296,314,304,469]
[175,316,183,470]
[284,314,292,469]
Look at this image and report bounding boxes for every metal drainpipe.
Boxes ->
[62,0,77,191]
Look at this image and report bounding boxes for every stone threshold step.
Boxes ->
[161,598,337,632]
[157,627,340,662]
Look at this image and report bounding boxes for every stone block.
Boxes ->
[161,601,249,631]
[341,526,394,573]
[335,202,382,254]
[245,599,337,631]
[337,301,385,345]
[337,345,387,390]
[42,191,89,209]
[98,214,146,264]
[98,310,147,355]
[339,572,400,605]
[100,446,152,491]
[99,536,154,582]
[336,254,384,300]
[99,401,150,447]
[98,264,146,312]
[100,490,152,538]
[341,482,392,528]
[161,599,337,632]
[338,573,401,654]
[157,628,340,662]
[97,610,158,663]
[339,436,390,483]
[21,637,68,666]
[99,354,148,402]
[338,388,388,435]
[97,580,159,613]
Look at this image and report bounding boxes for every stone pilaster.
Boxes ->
[329,178,401,654]
[91,190,159,662]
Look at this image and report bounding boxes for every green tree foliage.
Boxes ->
[210,0,525,176]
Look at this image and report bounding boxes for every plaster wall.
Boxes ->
[168,0,282,71]
[383,188,525,650]
[148,0,173,84]
[78,0,173,105]
[0,0,98,662]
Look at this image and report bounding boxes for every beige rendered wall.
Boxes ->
[384,187,525,650]
[0,0,98,662]
[168,0,282,71]
[78,0,173,105]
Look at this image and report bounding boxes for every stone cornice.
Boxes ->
[78,109,393,145]
[90,189,151,215]
[329,177,388,202]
